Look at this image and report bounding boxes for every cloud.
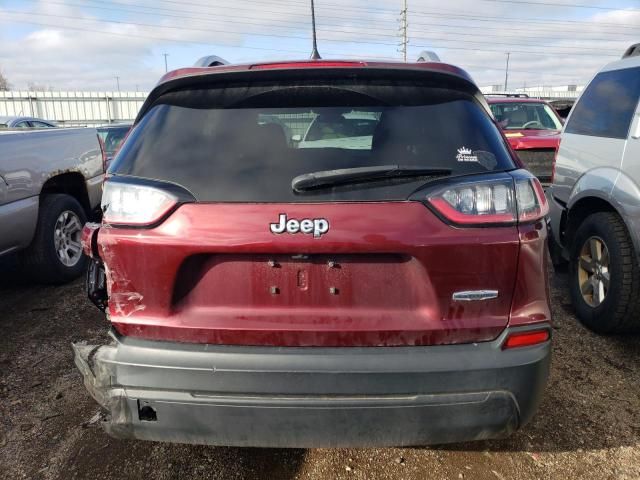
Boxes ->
[0,0,638,90]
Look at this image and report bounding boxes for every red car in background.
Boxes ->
[487,96,563,185]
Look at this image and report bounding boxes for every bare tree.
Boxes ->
[0,70,9,91]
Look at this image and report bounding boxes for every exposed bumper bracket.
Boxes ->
[86,259,108,312]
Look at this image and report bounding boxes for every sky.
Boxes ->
[0,0,638,92]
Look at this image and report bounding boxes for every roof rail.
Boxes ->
[622,43,640,59]
[416,50,441,62]
[485,93,530,98]
[193,55,230,67]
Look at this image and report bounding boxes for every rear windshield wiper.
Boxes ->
[292,165,452,192]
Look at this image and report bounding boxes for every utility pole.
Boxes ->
[310,0,321,59]
[163,53,169,72]
[504,52,510,91]
[115,76,120,92]
[399,0,408,62]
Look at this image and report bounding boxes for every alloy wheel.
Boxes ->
[53,210,83,267]
[577,236,610,307]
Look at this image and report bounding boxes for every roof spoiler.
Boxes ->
[194,55,230,67]
[416,50,441,62]
[622,43,640,59]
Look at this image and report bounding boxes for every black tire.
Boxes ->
[569,211,640,334]
[20,194,88,284]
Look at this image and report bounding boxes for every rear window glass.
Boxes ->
[112,82,516,202]
[565,67,640,139]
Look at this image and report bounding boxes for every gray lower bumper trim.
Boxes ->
[73,325,551,447]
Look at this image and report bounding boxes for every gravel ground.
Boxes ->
[0,265,639,480]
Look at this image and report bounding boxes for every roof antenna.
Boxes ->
[310,0,321,59]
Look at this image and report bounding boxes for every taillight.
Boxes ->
[424,173,548,227]
[502,329,550,349]
[101,181,178,226]
[516,177,548,222]
[428,179,516,225]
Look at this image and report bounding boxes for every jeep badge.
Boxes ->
[270,214,329,238]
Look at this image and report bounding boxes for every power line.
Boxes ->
[39,0,638,40]
[404,17,639,38]
[71,0,640,30]
[0,17,399,59]
[38,0,639,39]
[409,8,640,29]
[6,9,625,57]
[410,41,617,57]
[464,64,578,79]
[149,0,640,28]
[100,0,640,17]
[1,20,591,84]
[477,0,639,11]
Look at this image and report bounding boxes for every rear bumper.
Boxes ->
[73,324,551,448]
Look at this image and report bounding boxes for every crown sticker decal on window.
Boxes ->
[456,146,479,163]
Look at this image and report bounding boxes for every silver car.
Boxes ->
[547,43,640,333]
[0,115,57,128]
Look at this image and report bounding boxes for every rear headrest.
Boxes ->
[507,108,527,125]
[371,110,408,152]
[258,123,287,150]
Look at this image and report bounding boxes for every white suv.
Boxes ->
[547,43,640,333]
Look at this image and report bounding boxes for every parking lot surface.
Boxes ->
[1,268,639,480]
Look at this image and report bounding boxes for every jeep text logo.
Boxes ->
[270,214,329,239]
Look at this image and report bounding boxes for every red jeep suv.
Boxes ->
[76,59,551,447]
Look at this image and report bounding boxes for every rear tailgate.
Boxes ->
[102,66,523,347]
[100,202,519,346]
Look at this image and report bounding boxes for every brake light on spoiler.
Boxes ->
[250,61,367,70]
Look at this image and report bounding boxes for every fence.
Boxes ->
[0,91,148,126]
[514,90,581,99]
[479,86,582,100]
[0,88,583,128]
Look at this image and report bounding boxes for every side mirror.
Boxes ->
[291,134,302,142]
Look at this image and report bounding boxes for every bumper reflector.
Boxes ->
[502,329,550,349]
